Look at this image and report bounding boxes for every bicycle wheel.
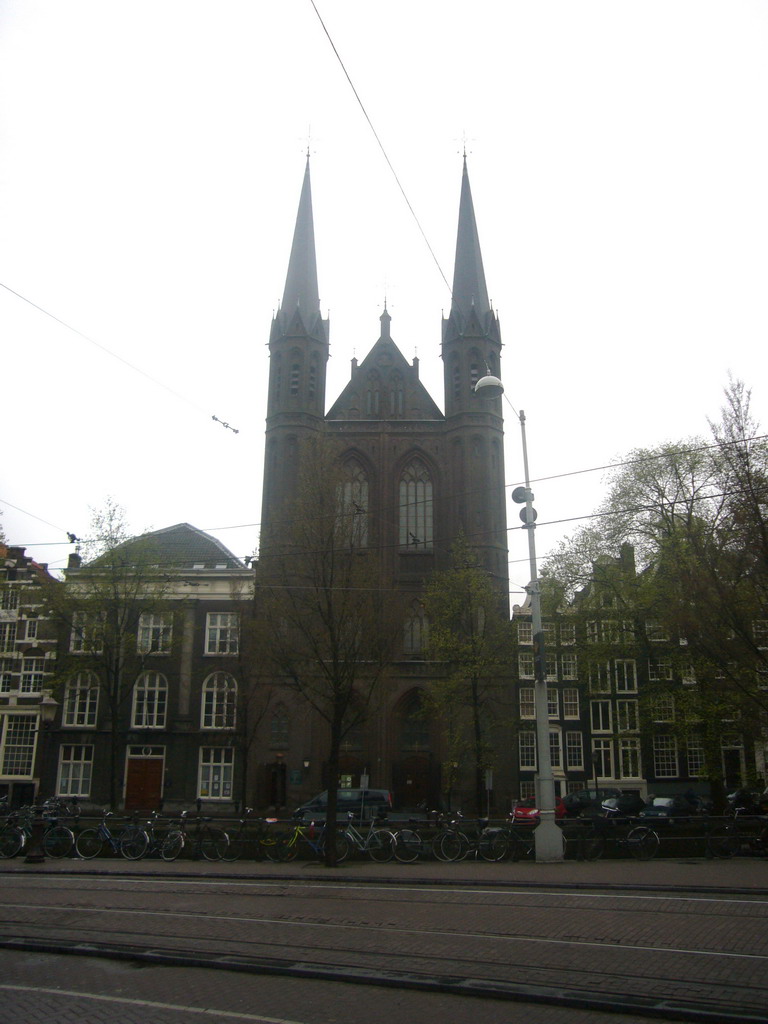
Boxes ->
[394,828,422,863]
[707,825,740,859]
[367,829,396,863]
[757,824,768,856]
[274,835,299,862]
[437,830,466,863]
[221,834,246,862]
[479,828,510,862]
[75,828,104,859]
[0,826,24,859]
[44,825,74,858]
[581,832,605,861]
[161,831,184,862]
[509,831,535,861]
[120,827,149,860]
[321,830,351,863]
[261,836,281,861]
[627,826,659,860]
[200,826,229,861]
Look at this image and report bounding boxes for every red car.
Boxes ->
[513,797,567,824]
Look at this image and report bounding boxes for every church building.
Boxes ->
[258,158,511,811]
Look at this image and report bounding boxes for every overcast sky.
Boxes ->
[2,1,766,601]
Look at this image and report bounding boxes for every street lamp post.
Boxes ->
[24,692,60,865]
[475,374,564,862]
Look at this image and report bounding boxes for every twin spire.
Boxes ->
[276,154,492,337]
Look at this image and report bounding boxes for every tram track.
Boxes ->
[2,875,768,1022]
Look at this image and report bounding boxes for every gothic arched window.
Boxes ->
[270,706,289,747]
[404,600,429,656]
[399,458,433,550]
[340,458,369,546]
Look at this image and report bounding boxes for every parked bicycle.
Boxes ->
[269,818,343,862]
[0,799,78,859]
[76,810,147,860]
[161,810,229,862]
[706,811,768,859]
[341,811,397,862]
[221,808,279,862]
[120,811,176,861]
[567,816,660,861]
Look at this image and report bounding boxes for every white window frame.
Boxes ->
[198,747,234,800]
[616,699,639,732]
[518,652,534,679]
[63,672,99,728]
[549,730,562,769]
[588,661,611,693]
[201,672,237,729]
[592,738,614,778]
[0,713,37,777]
[518,731,537,769]
[547,687,559,719]
[619,737,641,779]
[57,744,93,797]
[648,658,673,681]
[132,671,168,729]
[519,686,535,719]
[646,621,668,642]
[517,621,532,645]
[563,688,580,719]
[565,730,583,769]
[205,613,239,656]
[20,656,46,694]
[137,613,173,655]
[615,659,637,693]
[561,652,578,680]
[652,695,675,722]
[70,611,104,654]
[653,735,678,778]
[590,699,612,733]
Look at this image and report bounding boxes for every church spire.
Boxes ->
[450,156,491,326]
[279,156,321,332]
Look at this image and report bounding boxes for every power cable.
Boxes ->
[0,282,239,433]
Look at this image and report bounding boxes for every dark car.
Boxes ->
[293,788,393,821]
[727,788,768,815]
[639,795,705,823]
[562,788,622,818]
[596,794,646,818]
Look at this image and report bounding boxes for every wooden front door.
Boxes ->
[125,757,163,811]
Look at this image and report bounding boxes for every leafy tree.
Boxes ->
[544,379,768,802]
[41,499,172,809]
[422,535,512,813]
[258,441,403,865]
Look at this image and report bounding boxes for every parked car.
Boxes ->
[639,795,706,823]
[562,788,622,818]
[513,797,566,824]
[727,788,768,815]
[293,788,393,821]
[594,793,646,818]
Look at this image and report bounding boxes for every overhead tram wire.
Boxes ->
[0,282,240,434]
[309,0,452,299]
[10,435,765,562]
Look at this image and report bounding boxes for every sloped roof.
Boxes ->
[327,312,443,421]
[89,523,245,571]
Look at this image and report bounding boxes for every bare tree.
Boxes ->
[42,499,172,809]
[258,441,403,865]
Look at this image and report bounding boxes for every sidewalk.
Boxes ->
[3,853,767,892]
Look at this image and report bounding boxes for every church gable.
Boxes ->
[327,330,443,422]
